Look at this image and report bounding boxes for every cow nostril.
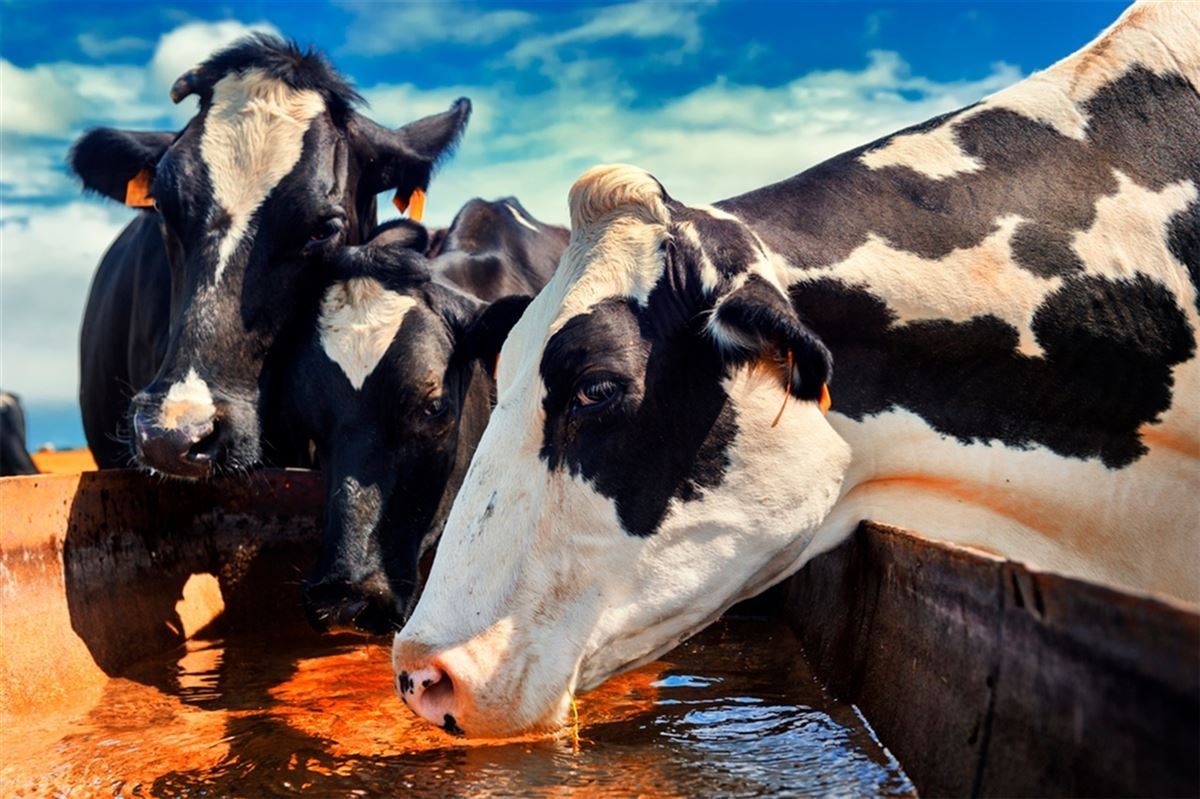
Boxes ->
[398,664,460,732]
[185,419,223,463]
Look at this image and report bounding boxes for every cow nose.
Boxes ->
[132,402,221,477]
[395,663,463,735]
[302,579,403,636]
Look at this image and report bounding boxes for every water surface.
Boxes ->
[3,618,913,797]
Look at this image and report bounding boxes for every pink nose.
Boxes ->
[395,664,462,735]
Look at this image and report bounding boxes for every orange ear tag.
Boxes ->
[392,188,426,222]
[124,168,154,208]
[819,383,832,416]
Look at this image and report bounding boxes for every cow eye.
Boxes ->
[303,218,343,253]
[573,378,621,411]
[423,396,448,418]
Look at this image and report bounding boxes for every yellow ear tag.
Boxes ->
[819,383,832,416]
[392,188,426,221]
[125,168,154,208]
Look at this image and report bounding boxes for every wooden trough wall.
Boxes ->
[784,521,1200,798]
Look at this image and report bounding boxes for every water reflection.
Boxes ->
[3,619,913,797]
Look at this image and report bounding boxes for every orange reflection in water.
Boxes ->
[1,619,913,798]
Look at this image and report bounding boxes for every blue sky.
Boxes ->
[1,0,1127,443]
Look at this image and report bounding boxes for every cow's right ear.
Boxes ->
[707,274,832,402]
[350,99,472,207]
[69,128,174,206]
[457,295,533,378]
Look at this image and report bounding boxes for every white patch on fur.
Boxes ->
[319,278,418,390]
[160,368,216,431]
[200,69,325,284]
[806,407,1199,604]
[506,203,540,233]
[861,1,1200,177]
[792,215,1060,355]
[861,123,985,179]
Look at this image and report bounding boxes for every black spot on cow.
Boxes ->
[442,714,464,736]
[794,272,1194,468]
[1167,199,1200,314]
[538,298,736,537]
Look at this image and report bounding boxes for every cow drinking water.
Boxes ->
[393,1,1200,737]
[73,35,470,477]
[286,199,566,635]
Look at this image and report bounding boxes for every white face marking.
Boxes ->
[505,203,540,233]
[319,277,419,390]
[200,69,326,284]
[160,368,215,431]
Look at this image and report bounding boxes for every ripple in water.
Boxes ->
[2,618,913,797]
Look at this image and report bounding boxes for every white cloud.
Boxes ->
[77,32,153,59]
[341,3,534,55]
[0,201,135,401]
[507,2,710,68]
[364,51,1022,230]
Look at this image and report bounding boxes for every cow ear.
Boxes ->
[455,295,532,378]
[707,275,832,401]
[351,98,471,200]
[69,129,174,205]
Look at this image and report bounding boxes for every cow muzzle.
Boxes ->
[131,392,224,478]
[302,577,404,636]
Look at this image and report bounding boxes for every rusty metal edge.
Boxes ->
[784,520,1200,798]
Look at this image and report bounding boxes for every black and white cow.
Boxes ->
[0,392,38,476]
[393,1,1200,737]
[73,35,470,477]
[288,199,566,635]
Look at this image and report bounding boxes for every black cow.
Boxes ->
[0,392,38,476]
[285,199,566,634]
[73,35,470,478]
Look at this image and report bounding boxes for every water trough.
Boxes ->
[1,470,1195,796]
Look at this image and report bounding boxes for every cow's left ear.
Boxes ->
[707,275,832,401]
[69,128,174,205]
[452,295,533,378]
[350,98,472,201]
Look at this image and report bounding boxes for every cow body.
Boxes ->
[393,1,1200,739]
[288,200,566,635]
[73,36,470,476]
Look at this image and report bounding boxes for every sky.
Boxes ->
[1,0,1127,445]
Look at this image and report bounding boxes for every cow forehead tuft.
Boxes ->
[569,164,669,231]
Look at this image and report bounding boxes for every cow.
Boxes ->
[286,198,566,635]
[0,392,38,476]
[72,35,470,478]
[392,0,1200,738]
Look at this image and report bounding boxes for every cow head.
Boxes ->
[69,35,470,478]
[392,165,851,737]
[288,221,531,635]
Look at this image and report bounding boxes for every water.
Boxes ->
[2,619,913,797]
